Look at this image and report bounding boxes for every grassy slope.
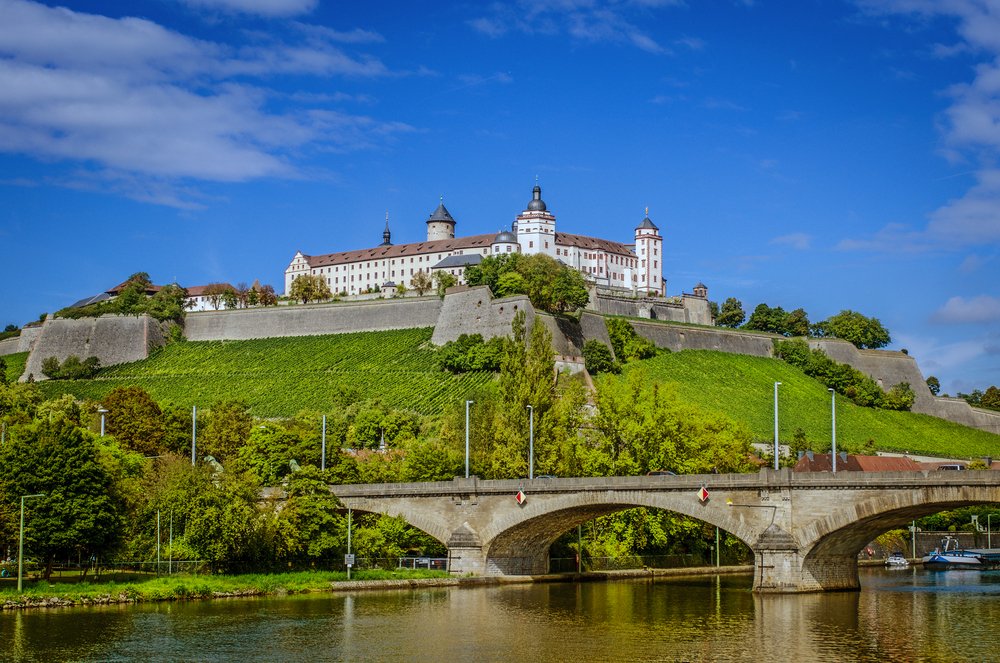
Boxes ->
[4,351,28,382]
[614,350,1000,460]
[35,328,492,417]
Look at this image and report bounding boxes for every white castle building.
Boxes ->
[284,185,665,297]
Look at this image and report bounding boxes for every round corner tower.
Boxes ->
[427,198,456,241]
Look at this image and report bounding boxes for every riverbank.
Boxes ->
[1,565,756,611]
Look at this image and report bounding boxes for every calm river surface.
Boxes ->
[3,567,999,662]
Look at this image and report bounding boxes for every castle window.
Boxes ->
[545,242,549,249]
[507,246,511,252]
[410,269,413,275]
[419,256,422,262]
[556,248,560,255]
[654,249,657,256]
[642,260,645,268]
[653,276,657,283]
[392,271,395,277]
[529,241,533,248]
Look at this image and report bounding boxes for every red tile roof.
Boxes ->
[793,454,923,472]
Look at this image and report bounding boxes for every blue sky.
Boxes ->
[0,0,997,395]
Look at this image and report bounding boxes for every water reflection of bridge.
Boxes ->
[332,468,1000,593]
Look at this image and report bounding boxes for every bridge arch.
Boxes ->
[801,484,1000,559]
[343,505,453,548]
[480,490,756,572]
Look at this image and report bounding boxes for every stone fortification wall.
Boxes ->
[594,294,713,326]
[21,314,162,381]
[628,321,781,357]
[430,286,533,346]
[0,337,19,357]
[805,339,1000,431]
[809,340,932,408]
[186,297,442,342]
[17,324,41,352]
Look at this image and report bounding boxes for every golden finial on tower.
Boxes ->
[645,206,649,217]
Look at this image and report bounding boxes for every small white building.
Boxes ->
[284,185,665,297]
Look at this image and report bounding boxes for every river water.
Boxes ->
[3,567,998,662]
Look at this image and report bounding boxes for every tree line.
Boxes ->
[712,299,892,349]
[0,312,759,576]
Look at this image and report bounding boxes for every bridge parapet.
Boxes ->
[328,468,1000,592]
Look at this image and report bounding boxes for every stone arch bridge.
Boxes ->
[331,468,1000,593]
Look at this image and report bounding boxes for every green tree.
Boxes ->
[583,339,618,374]
[247,288,259,306]
[4,324,17,333]
[410,270,433,295]
[274,465,344,558]
[290,274,332,304]
[715,298,745,328]
[821,310,891,349]
[784,308,810,337]
[103,386,165,456]
[222,288,238,309]
[433,271,458,296]
[146,284,187,320]
[744,303,788,335]
[204,399,252,462]
[0,420,122,579]
[402,441,462,482]
[115,283,147,317]
[981,386,1000,410]
[586,369,755,477]
[926,376,941,396]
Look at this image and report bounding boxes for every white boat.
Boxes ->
[921,536,983,568]
[886,552,909,567]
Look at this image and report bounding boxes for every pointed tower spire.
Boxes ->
[380,214,392,246]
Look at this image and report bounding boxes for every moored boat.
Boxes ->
[886,552,909,567]
[921,536,983,568]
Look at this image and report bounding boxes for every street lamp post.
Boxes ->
[773,382,781,470]
[191,405,197,467]
[321,414,327,472]
[18,493,44,592]
[989,514,999,549]
[465,400,473,479]
[526,405,534,480]
[98,408,108,437]
[829,388,836,473]
[346,500,367,580]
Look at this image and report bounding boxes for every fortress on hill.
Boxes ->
[3,183,998,436]
[285,184,668,298]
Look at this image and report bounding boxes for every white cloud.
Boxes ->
[958,253,992,273]
[467,0,668,53]
[842,1,1000,251]
[770,232,813,250]
[0,0,409,206]
[175,0,318,18]
[293,23,385,44]
[929,295,1000,325]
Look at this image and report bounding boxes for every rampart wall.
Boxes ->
[593,293,713,326]
[17,325,41,352]
[628,320,781,356]
[0,337,19,357]
[186,297,443,341]
[430,286,533,346]
[21,314,165,381]
[18,289,998,434]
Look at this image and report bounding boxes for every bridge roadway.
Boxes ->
[331,467,1000,593]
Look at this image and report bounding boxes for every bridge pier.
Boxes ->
[752,524,860,593]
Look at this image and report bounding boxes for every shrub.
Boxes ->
[583,339,619,374]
